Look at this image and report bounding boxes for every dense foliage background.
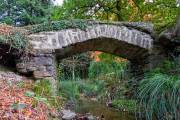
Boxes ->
[0,0,179,120]
[0,0,52,25]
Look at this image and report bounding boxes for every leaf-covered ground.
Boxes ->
[0,24,13,35]
[0,73,59,120]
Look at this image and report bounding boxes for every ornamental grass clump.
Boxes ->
[137,71,180,120]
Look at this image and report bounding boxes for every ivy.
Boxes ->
[28,19,89,33]
[154,21,176,34]
[0,32,27,50]
[0,20,90,51]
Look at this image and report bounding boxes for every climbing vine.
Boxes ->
[27,19,90,33]
[0,32,27,50]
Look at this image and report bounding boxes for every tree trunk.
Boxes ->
[175,15,180,37]
[116,0,123,21]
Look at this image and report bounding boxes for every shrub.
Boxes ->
[0,32,27,50]
[88,61,127,79]
[32,80,62,108]
[112,99,137,112]
[33,80,52,97]
[137,72,180,120]
[59,81,80,102]
[28,19,88,33]
[78,80,105,97]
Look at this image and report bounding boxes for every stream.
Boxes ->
[74,99,136,120]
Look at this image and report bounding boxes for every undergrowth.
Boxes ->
[137,60,180,120]
[0,19,90,51]
[26,19,89,33]
[59,80,80,102]
[0,32,27,50]
[32,80,63,109]
[112,99,137,112]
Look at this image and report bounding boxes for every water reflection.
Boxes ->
[75,99,136,120]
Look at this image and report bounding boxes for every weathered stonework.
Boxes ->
[15,21,167,89]
[16,50,58,95]
[16,51,56,78]
[28,24,153,50]
[12,21,171,96]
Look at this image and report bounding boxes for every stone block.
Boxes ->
[33,71,51,79]
[16,63,26,69]
[17,68,28,74]
[26,66,37,72]
[38,66,47,71]
[34,57,53,66]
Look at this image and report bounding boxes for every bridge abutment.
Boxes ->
[129,43,167,78]
[16,50,58,95]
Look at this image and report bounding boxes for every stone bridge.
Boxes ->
[16,21,166,80]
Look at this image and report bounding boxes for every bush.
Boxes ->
[138,72,180,120]
[28,20,88,33]
[112,99,137,112]
[33,80,52,97]
[78,80,105,97]
[0,32,27,49]
[59,79,106,101]
[87,60,130,102]
[88,61,127,79]
[59,81,80,102]
[32,80,63,108]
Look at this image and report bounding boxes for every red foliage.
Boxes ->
[0,24,13,36]
[0,78,52,120]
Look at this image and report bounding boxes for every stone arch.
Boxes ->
[29,24,153,51]
[25,24,153,77]
[14,21,169,95]
[16,23,155,79]
[54,37,149,61]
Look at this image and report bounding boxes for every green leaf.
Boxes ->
[11,103,27,110]
[25,91,35,98]
[34,96,50,106]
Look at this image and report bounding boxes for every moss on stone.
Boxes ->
[154,22,176,34]
[26,19,89,33]
[0,32,27,50]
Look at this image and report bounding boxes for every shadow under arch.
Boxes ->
[55,37,149,63]
[54,37,150,81]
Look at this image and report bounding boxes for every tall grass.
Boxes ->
[59,79,106,101]
[78,80,105,97]
[137,68,180,120]
[59,80,80,102]
[88,61,128,80]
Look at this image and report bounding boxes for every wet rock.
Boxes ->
[106,101,113,107]
[87,115,96,120]
[77,116,89,120]
[61,109,76,120]
[0,72,23,82]
[64,101,76,110]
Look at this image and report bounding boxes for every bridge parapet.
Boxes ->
[28,23,154,51]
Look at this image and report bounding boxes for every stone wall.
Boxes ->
[16,50,58,95]
[16,50,56,79]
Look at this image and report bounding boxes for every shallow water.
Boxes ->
[75,99,136,120]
